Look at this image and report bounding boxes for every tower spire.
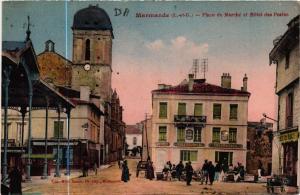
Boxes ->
[26,16,31,41]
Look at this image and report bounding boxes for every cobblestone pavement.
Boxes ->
[24,159,271,195]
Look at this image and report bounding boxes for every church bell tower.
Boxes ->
[71,5,114,101]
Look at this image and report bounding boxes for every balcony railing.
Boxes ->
[174,115,207,123]
[286,115,293,128]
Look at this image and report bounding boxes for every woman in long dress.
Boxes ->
[121,160,130,182]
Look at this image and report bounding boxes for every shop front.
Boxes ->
[279,130,299,186]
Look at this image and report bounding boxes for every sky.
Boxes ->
[2,1,300,124]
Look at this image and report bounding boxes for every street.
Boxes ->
[24,159,268,195]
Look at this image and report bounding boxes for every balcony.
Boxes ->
[174,115,206,125]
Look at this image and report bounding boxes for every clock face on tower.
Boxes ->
[84,63,91,71]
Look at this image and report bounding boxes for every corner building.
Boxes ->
[150,74,250,171]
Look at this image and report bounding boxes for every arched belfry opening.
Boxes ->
[45,40,55,52]
[85,39,90,61]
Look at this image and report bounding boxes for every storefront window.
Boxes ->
[180,150,198,161]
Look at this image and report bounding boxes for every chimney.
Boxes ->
[158,84,166,89]
[221,73,231,88]
[188,74,194,92]
[80,86,90,101]
[242,74,248,92]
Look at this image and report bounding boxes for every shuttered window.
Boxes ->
[159,126,167,142]
[194,127,201,142]
[212,127,221,143]
[230,104,238,120]
[213,104,222,119]
[159,102,167,119]
[194,103,203,116]
[229,128,237,143]
[178,103,186,116]
[54,121,64,138]
[177,127,185,142]
[180,150,198,161]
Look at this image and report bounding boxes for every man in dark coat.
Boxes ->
[146,161,155,180]
[185,162,194,186]
[201,160,209,184]
[9,166,22,195]
[121,160,130,182]
[208,161,215,185]
[176,161,184,181]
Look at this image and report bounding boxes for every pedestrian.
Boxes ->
[9,166,22,195]
[84,161,89,177]
[146,161,155,180]
[201,160,209,184]
[93,162,98,175]
[121,160,130,182]
[208,161,215,185]
[185,161,193,186]
[176,161,184,181]
[258,160,263,179]
[214,161,221,182]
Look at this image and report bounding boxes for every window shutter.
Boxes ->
[194,104,203,116]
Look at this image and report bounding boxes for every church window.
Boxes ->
[85,39,90,61]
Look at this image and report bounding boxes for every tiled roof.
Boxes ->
[126,125,142,134]
[152,82,250,96]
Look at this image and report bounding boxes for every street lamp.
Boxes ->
[262,113,282,175]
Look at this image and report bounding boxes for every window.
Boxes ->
[194,127,201,142]
[54,121,64,138]
[159,102,167,119]
[178,103,186,116]
[285,51,290,69]
[229,104,238,120]
[286,92,293,128]
[85,39,90,60]
[177,127,185,142]
[229,128,237,143]
[158,126,167,142]
[212,127,221,143]
[194,103,203,116]
[180,150,198,161]
[213,104,222,119]
[133,137,137,145]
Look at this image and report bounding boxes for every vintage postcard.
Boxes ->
[1,1,300,194]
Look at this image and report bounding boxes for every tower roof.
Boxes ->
[72,5,113,34]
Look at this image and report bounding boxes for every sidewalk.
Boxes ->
[22,164,112,192]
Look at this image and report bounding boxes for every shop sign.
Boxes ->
[22,154,54,159]
[279,131,299,143]
[174,142,205,147]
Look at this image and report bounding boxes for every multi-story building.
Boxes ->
[125,124,143,155]
[150,73,250,171]
[269,15,299,186]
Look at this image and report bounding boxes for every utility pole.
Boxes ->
[144,113,150,161]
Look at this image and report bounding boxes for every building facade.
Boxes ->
[269,15,299,186]
[2,5,125,177]
[125,125,143,155]
[246,121,273,175]
[150,73,250,171]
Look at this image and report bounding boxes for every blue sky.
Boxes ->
[2,1,300,124]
